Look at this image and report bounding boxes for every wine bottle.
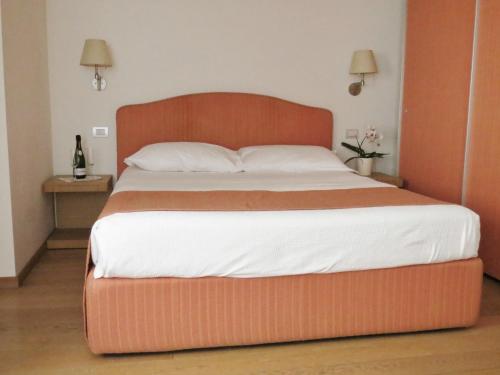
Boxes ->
[73,135,86,179]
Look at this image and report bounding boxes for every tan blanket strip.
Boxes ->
[100,187,447,219]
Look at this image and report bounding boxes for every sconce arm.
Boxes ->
[94,65,102,91]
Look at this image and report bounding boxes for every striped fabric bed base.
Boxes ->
[84,258,483,354]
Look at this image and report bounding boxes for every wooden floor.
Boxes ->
[1,250,500,375]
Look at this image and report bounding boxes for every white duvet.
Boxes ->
[91,167,480,279]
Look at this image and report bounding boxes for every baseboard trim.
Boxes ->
[0,241,47,288]
[18,242,47,286]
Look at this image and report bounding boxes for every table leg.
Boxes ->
[53,192,58,228]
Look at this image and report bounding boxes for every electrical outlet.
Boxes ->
[92,127,108,137]
[346,129,359,139]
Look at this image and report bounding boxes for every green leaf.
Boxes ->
[341,142,363,155]
[359,151,389,159]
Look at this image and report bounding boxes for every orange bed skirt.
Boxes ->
[84,258,483,354]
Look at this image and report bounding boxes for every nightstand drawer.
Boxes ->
[43,175,112,193]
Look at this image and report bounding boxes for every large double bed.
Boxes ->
[83,92,482,354]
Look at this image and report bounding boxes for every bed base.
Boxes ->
[84,258,482,354]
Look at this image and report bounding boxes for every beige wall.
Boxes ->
[47,0,406,176]
[2,0,53,273]
[0,7,15,277]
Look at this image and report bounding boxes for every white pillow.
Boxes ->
[238,145,353,173]
[125,142,242,172]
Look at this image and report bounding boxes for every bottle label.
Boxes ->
[74,168,86,177]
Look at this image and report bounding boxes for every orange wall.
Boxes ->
[465,0,500,279]
[399,0,476,203]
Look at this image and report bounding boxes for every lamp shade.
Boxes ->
[349,50,377,74]
[80,39,112,67]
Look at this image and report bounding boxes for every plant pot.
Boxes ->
[357,158,373,176]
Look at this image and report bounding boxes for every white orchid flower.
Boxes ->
[365,126,380,143]
[341,126,387,162]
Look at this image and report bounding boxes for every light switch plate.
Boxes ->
[92,127,108,137]
[346,129,359,139]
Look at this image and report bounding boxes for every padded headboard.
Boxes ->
[116,92,333,176]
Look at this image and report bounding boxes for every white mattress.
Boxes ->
[91,167,480,279]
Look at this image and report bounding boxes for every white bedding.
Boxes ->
[113,167,390,193]
[91,167,480,279]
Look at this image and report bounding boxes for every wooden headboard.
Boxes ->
[116,92,333,176]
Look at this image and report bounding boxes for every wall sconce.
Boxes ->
[80,39,112,91]
[348,50,378,96]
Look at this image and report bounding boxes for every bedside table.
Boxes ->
[370,172,405,188]
[43,175,113,249]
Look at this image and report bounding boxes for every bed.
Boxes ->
[84,92,483,354]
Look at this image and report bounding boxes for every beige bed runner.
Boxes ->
[99,187,447,218]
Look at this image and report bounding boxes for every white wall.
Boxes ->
[0,6,15,277]
[2,0,54,273]
[47,0,406,176]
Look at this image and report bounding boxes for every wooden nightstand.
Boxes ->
[370,172,405,188]
[43,175,112,249]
